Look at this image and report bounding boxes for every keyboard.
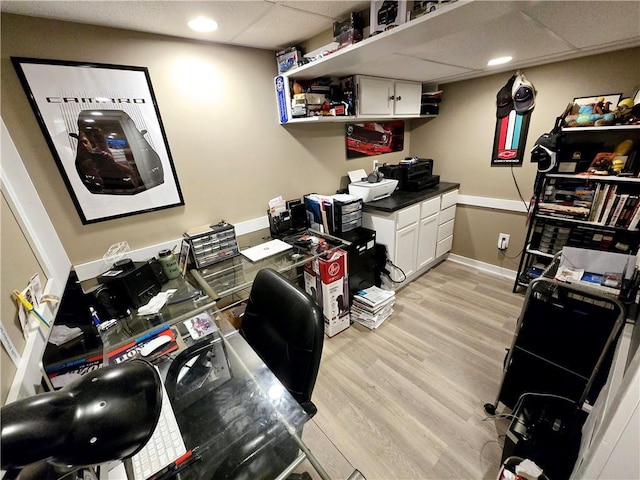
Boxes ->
[131,379,187,480]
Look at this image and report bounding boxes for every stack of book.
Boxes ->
[588,184,640,229]
[351,286,395,329]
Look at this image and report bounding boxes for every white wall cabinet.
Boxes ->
[275,73,425,124]
[363,188,458,287]
[355,76,422,117]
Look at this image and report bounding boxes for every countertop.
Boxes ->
[362,182,460,213]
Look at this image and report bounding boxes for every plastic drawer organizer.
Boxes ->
[184,222,239,269]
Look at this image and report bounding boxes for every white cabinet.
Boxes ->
[394,204,420,277]
[356,75,422,117]
[417,197,440,269]
[363,188,458,286]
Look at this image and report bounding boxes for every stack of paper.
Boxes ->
[351,286,395,329]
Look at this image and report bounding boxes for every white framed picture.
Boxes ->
[11,57,184,224]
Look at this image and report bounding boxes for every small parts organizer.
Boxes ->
[184,222,239,268]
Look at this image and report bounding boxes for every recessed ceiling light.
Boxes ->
[487,56,513,66]
[188,16,218,33]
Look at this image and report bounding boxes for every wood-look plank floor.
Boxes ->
[311,260,525,480]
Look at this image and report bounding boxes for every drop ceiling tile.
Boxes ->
[232,3,334,49]
[281,0,369,19]
[401,10,576,71]
[523,1,640,50]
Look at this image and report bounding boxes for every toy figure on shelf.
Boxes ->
[564,98,616,127]
[614,97,640,125]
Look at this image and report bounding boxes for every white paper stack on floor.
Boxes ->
[351,286,395,329]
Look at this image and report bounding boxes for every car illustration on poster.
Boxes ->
[346,121,405,159]
[346,123,393,156]
[70,110,164,194]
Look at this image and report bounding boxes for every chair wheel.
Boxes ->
[484,403,496,415]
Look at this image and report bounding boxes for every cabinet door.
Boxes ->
[357,76,394,116]
[395,223,418,279]
[417,213,438,269]
[393,81,422,116]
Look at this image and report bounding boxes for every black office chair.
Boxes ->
[211,268,323,480]
[240,267,324,417]
[1,360,162,479]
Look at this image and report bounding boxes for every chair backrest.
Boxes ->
[240,268,324,416]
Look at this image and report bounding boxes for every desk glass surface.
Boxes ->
[127,313,356,480]
[191,234,344,302]
[99,232,345,354]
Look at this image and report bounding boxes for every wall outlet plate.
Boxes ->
[498,233,510,250]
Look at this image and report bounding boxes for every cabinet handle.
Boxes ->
[389,95,395,100]
[397,95,402,101]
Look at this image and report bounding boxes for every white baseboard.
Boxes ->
[447,253,518,280]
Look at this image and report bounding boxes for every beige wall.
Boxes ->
[412,47,640,272]
[1,194,46,404]
[1,14,411,266]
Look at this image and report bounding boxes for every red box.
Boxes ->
[303,249,350,337]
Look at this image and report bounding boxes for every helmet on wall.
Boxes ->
[531,131,560,173]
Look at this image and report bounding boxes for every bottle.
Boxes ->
[158,249,181,280]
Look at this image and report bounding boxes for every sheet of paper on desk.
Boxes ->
[240,239,292,262]
[348,169,367,182]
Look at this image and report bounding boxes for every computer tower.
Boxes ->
[339,227,376,302]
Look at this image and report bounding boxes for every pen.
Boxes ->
[135,324,170,343]
[150,448,201,480]
[13,290,50,329]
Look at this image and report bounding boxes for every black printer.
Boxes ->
[379,158,439,191]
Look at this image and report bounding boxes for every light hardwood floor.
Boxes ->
[311,260,525,480]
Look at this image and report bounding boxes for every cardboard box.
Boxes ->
[370,0,407,35]
[276,47,302,74]
[333,12,363,49]
[303,249,350,337]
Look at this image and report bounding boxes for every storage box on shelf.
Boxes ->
[514,124,640,293]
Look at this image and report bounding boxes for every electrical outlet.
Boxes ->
[498,233,510,250]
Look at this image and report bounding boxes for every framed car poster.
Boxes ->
[11,57,184,224]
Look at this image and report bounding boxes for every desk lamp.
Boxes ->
[1,360,162,478]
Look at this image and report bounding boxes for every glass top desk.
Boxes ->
[96,230,347,353]
[118,312,362,480]
[190,230,346,305]
[79,232,359,479]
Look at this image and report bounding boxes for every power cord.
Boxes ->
[382,258,406,284]
[500,246,525,260]
[511,164,531,214]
